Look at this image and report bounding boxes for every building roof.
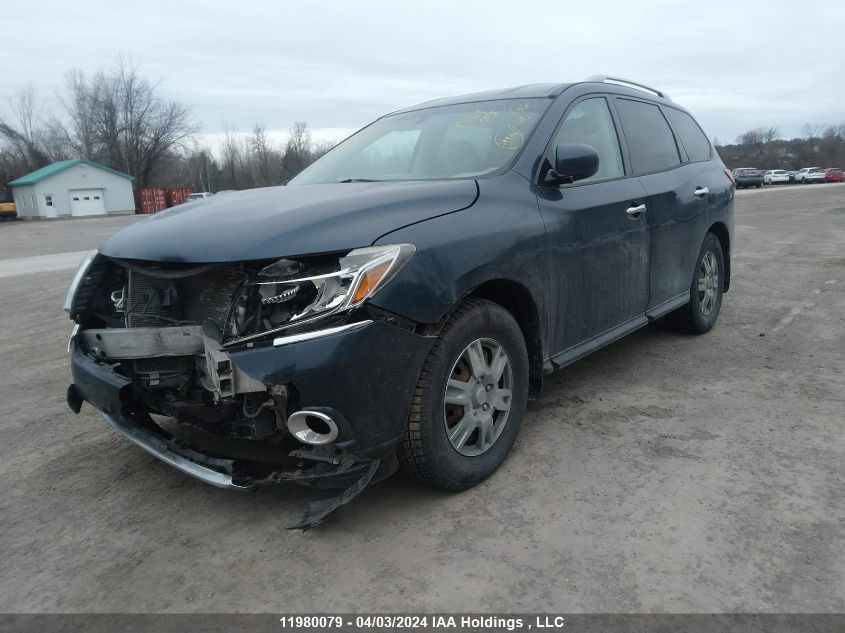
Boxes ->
[9,159,134,187]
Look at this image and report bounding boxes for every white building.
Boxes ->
[10,159,135,219]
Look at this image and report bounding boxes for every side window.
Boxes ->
[664,107,712,162]
[550,97,624,183]
[615,98,681,174]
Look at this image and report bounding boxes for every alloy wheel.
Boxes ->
[698,251,719,316]
[443,338,513,457]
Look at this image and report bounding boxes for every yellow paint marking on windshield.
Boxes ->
[495,123,524,150]
[494,112,536,149]
[509,101,534,112]
[458,110,498,126]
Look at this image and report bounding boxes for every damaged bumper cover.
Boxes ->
[100,409,393,529]
[68,317,432,526]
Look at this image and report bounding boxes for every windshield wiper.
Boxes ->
[337,178,380,183]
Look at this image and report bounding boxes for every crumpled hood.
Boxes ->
[99,180,478,263]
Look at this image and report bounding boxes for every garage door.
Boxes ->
[69,189,105,216]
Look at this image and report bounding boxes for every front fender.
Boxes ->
[369,173,547,329]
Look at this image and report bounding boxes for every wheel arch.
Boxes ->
[708,221,731,292]
[466,279,544,397]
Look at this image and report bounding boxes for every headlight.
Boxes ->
[62,250,98,316]
[257,244,414,319]
[225,244,414,344]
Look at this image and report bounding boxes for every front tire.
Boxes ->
[667,232,725,334]
[399,298,529,491]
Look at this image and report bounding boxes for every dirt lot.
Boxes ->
[1,186,843,613]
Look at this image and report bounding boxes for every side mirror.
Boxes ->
[545,143,600,186]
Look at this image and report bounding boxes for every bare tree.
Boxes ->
[312,139,336,160]
[61,60,197,186]
[1,62,333,191]
[0,86,52,171]
[281,121,312,180]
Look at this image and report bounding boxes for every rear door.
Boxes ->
[535,95,650,355]
[613,97,707,312]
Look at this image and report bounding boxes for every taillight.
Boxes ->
[724,169,736,187]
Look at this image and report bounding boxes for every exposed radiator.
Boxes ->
[126,271,179,327]
[125,266,245,330]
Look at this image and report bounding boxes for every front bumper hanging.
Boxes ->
[67,314,432,528]
[97,409,393,529]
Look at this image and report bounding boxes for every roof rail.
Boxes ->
[583,75,670,100]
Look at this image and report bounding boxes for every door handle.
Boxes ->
[625,203,646,217]
[694,186,710,197]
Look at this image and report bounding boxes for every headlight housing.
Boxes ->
[62,250,98,317]
[225,244,415,345]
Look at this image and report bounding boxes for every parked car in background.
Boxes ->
[64,76,734,527]
[186,192,214,201]
[732,168,763,188]
[763,169,789,185]
[824,168,844,183]
[795,167,826,184]
[787,170,798,183]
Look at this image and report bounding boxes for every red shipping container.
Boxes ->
[164,187,194,207]
[134,188,168,214]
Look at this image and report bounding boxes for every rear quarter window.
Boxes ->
[615,98,681,174]
[664,107,712,162]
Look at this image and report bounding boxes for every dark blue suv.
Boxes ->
[65,76,733,526]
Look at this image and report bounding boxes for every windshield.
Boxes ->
[289,98,550,184]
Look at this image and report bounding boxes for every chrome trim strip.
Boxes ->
[102,413,252,491]
[67,323,80,353]
[62,250,98,313]
[272,320,372,347]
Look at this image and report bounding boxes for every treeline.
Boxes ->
[174,122,335,193]
[5,61,844,189]
[0,61,334,193]
[716,125,845,170]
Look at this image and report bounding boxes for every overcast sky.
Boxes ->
[3,0,844,148]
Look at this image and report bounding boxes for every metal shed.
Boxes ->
[9,159,135,219]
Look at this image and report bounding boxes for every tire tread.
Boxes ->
[399,298,515,490]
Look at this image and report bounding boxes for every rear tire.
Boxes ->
[399,298,529,491]
[667,232,725,334]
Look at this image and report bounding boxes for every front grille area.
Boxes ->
[127,271,179,327]
[178,267,246,328]
[125,265,246,331]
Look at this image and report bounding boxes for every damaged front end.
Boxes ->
[65,245,429,528]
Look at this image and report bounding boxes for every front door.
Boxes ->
[535,96,651,356]
[70,189,105,216]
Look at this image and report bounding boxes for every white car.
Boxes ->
[795,167,826,184]
[186,192,215,201]
[763,169,789,185]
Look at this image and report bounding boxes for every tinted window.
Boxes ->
[616,99,680,174]
[551,97,623,182]
[664,107,712,162]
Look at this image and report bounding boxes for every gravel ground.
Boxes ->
[0,186,842,613]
